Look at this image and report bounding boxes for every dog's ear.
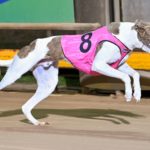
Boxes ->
[132,20,145,30]
[132,20,146,35]
[133,20,150,35]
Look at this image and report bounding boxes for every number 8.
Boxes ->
[80,32,92,53]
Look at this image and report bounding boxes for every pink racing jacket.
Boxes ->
[61,26,130,75]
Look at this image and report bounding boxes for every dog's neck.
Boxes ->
[113,22,143,50]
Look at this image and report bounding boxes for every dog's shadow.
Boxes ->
[0,108,143,125]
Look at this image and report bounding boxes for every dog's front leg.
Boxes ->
[92,42,132,101]
[118,63,141,102]
[92,61,132,101]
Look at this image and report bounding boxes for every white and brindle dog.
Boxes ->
[0,20,150,125]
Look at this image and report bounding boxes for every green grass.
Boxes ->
[58,76,80,87]
[0,74,80,87]
[0,74,36,84]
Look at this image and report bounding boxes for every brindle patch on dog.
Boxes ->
[96,22,121,54]
[32,37,64,70]
[18,40,37,58]
[108,22,120,35]
[47,37,65,61]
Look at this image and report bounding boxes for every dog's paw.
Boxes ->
[36,121,49,126]
[125,98,132,102]
[133,92,141,102]
[125,94,132,102]
[133,88,141,102]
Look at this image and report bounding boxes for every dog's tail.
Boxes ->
[0,37,53,90]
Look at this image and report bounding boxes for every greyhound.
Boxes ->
[0,20,150,125]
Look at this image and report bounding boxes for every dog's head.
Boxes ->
[132,20,150,48]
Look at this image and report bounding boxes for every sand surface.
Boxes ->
[0,91,150,150]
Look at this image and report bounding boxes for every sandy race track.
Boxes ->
[0,90,150,150]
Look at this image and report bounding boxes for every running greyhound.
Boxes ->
[0,20,150,125]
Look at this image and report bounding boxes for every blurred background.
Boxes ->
[0,0,150,93]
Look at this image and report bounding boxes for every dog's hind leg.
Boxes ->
[0,38,52,90]
[22,63,58,125]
